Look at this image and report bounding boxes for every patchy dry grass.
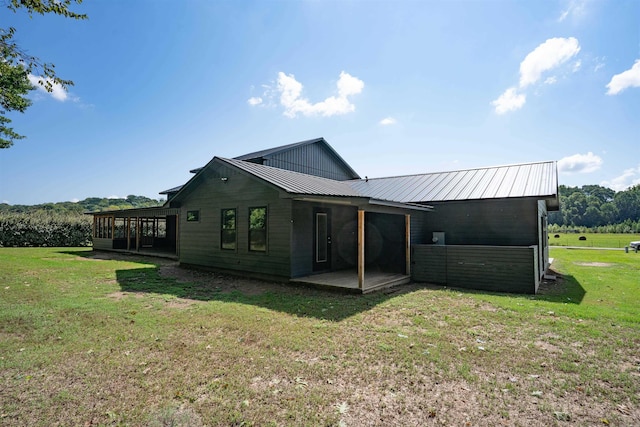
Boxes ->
[0,247,638,426]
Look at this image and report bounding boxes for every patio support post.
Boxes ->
[136,216,140,252]
[358,209,365,289]
[126,217,131,251]
[405,214,411,275]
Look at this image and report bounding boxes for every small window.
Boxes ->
[186,210,200,222]
[221,208,236,250]
[249,207,267,252]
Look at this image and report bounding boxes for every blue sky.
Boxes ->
[1,0,639,205]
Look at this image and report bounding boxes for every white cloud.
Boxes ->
[247,97,263,106]
[519,37,581,88]
[379,117,397,126]
[558,0,587,22]
[493,37,580,114]
[28,74,68,101]
[606,59,640,95]
[491,87,526,114]
[601,165,640,191]
[558,152,603,174]
[276,71,364,118]
[573,60,581,72]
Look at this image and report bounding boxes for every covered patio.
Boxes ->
[91,207,179,257]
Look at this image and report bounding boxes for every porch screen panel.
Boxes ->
[316,213,328,263]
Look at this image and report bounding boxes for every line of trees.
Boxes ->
[0,195,163,215]
[548,184,640,231]
[0,195,163,247]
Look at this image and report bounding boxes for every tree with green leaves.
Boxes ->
[1,0,86,148]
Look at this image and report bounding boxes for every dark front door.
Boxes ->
[313,208,332,271]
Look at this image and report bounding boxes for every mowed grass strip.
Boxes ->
[549,232,640,248]
[0,247,638,426]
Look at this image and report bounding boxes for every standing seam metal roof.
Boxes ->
[347,161,558,203]
[218,157,362,197]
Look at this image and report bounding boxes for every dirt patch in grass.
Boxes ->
[574,262,614,267]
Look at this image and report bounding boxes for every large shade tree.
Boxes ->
[0,0,86,148]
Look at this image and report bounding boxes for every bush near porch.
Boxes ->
[0,212,92,247]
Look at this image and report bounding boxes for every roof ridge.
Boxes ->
[218,157,349,184]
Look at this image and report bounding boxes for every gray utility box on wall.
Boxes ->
[432,232,446,245]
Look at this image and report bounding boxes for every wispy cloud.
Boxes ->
[249,71,364,118]
[28,74,68,101]
[601,165,640,191]
[379,117,397,126]
[606,59,640,95]
[492,37,580,114]
[558,152,602,174]
[558,0,588,22]
[491,87,526,114]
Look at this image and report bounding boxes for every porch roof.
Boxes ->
[88,206,180,217]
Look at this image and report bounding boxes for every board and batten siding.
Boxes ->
[425,198,540,246]
[178,163,292,278]
[264,143,355,181]
[412,244,539,294]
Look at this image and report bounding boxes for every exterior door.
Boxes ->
[313,208,332,271]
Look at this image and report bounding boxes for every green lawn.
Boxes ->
[0,247,638,426]
[549,232,640,248]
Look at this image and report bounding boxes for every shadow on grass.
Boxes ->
[60,249,412,321]
[63,250,586,321]
[433,271,586,305]
[114,266,413,321]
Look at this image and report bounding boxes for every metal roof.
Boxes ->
[218,157,362,197]
[347,161,558,204]
[159,185,183,195]
[234,137,327,161]
[217,157,432,211]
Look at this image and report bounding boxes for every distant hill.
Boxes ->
[0,195,164,215]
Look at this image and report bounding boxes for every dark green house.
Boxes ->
[92,138,558,294]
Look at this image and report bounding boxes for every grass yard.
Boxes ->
[549,232,640,248]
[1,247,638,426]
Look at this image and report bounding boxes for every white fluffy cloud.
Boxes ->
[601,165,640,191]
[558,152,603,174]
[519,37,581,88]
[492,37,580,114]
[275,71,364,118]
[379,117,397,126]
[491,87,526,114]
[249,71,365,117]
[606,59,640,95]
[28,74,68,101]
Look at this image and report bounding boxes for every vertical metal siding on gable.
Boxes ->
[264,143,355,181]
